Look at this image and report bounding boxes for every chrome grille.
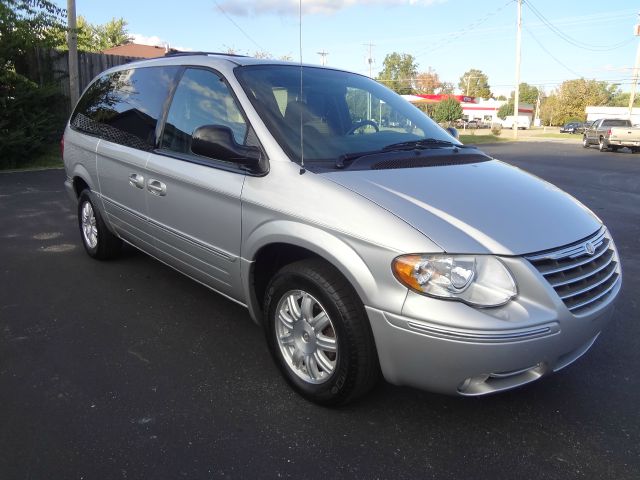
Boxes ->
[525,228,620,316]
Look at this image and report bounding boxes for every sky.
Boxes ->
[56,0,640,97]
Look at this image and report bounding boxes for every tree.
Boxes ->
[547,78,612,125]
[377,52,418,95]
[432,98,463,125]
[496,95,507,101]
[0,0,65,71]
[498,83,541,119]
[75,16,98,51]
[438,81,455,95]
[497,102,513,120]
[458,68,491,98]
[53,16,132,52]
[539,94,560,126]
[512,82,539,104]
[0,0,66,167]
[414,67,441,95]
[93,17,131,50]
[607,90,640,108]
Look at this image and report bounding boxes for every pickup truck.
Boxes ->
[582,118,640,152]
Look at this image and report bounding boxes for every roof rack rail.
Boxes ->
[164,51,248,58]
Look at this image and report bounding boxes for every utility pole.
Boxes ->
[534,85,542,128]
[513,0,522,138]
[364,42,375,121]
[67,0,79,109]
[364,42,375,78]
[465,75,471,96]
[317,50,328,66]
[628,14,640,119]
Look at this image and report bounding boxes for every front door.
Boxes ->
[145,67,250,300]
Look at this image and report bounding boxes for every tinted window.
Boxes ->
[161,68,247,155]
[71,66,179,150]
[602,119,631,127]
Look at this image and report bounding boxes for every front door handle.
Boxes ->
[129,173,145,189]
[147,179,167,196]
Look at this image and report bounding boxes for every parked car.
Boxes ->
[583,118,640,152]
[501,115,531,129]
[575,121,592,134]
[63,54,621,405]
[560,122,583,134]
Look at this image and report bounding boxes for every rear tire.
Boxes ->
[598,138,608,152]
[263,259,379,406]
[78,190,122,260]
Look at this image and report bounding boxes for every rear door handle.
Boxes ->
[147,179,167,196]
[129,173,145,189]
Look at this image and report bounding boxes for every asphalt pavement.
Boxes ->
[0,142,638,479]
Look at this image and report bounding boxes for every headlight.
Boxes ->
[392,254,517,307]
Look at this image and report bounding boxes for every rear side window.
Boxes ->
[602,119,631,127]
[161,68,248,155]
[71,66,180,150]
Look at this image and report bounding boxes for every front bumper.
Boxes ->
[366,255,620,396]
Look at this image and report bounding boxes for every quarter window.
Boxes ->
[161,69,248,156]
[71,66,180,150]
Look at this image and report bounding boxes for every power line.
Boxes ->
[524,0,635,51]
[524,26,584,78]
[415,0,515,56]
[213,1,263,51]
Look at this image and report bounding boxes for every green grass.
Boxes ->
[459,134,510,144]
[535,133,582,140]
[1,143,63,171]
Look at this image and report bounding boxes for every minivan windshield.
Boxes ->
[235,65,461,166]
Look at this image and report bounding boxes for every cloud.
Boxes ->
[216,0,446,16]
[130,33,192,51]
[130,33,167,46]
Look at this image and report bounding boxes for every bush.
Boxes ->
[491,124,502,136]
[0,69,66,169]
[432,98,463,125]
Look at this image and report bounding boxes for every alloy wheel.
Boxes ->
[275,290,338,384]
[81,201,98,249]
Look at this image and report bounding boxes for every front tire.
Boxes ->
[582,136,589,148]
[263,259,379,405]
[78,190,122,260]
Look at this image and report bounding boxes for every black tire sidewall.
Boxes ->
[77,189,120,259]
[599,139,606,152]
[264,269,357,405]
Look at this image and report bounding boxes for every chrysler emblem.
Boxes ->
[584,241,596,255]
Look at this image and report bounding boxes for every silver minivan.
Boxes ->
[63,53,621,405]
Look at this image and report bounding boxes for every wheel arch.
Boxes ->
[69,164,97,197]
[241,222,379,325]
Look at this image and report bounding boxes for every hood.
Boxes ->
[321,160,601,255]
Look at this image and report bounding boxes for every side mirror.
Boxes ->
[446,126,459,139]
[191,125,262,168]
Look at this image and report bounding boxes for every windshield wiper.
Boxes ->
[382,138,465,151]
[335,150,378,169]
[335,139,473,169]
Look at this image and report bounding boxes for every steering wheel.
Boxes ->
[347,120,379,135]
